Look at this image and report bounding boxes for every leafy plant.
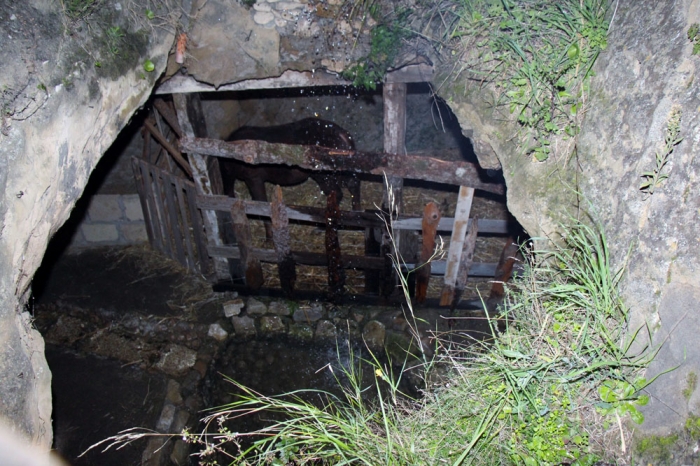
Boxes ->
[688,23,700,55]
[438,0,610,161]
[105,26,125,56]
[342,11,413,90]
[640,107,682,194]
[597,377,650,424]
[62,0,100,20]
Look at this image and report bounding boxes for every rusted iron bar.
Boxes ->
[231,199,264,290]
[144,119,193,178]
[485,238,521,314]
[179,137,505,195]
[270,186,296,296]
[416,202,441,303]
[325,191,345,299]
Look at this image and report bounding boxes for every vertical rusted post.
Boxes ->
[231,199,264,290]
[440,186,475,306]
[416,202,441,303]
[270,186,296,296]
[325,191,345,300]
[485,238,521,314]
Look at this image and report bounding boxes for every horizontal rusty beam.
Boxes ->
[180,136,505,195]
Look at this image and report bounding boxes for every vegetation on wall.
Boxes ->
[639,106,682,195]
[343,0,611,161]
[179,217,653,464]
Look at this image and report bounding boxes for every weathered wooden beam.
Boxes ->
[173,93,225,277]
[180,137,505,195]
[231,199,264,290]
[207,244,498,277]
[270,186,295,296]
[485,238,522,314]
[154,64,434,95]
[452,218,479,310]
[144,119,193,178]
[153,98,182,137]
[440,186,475,306]
[155,69,351,95]
[416,202,441,303]
[196,195,513,234]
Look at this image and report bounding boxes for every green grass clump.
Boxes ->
[182,219,654,465]
[436,0,611,161]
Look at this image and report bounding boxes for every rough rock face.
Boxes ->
[447,0,700,435]
[0,0,175,449]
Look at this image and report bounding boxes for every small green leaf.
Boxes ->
[629,406,645,424]
[570,104,578,116]
[636,394,650,406]
[146,9,155,20]
[567,43,580,60]
[143,59,155,72]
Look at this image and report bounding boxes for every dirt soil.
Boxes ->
[32,246,222,465]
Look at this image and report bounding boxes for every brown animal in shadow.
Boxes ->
[220,118,362,239]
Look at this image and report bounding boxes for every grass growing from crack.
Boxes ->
[640,106,683,195]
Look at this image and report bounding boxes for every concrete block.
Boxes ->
[223,299,245,317]
[260,315,285,335]
[156,403,177,432]
[231,316,256,337]
[207,323,228,341]
[81,223,119,242]
[246,298,267,316]
[120,222,148,243]
[268,300,291,316]
[155,344,198,377]
[123,194,144,221]
[87,194,122,222]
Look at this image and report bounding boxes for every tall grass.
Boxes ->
[83,214,652,464]
[185,217,653,465]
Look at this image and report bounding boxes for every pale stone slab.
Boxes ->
[87,194,122,222]
[123,194,144,221]
[81,223,119,242]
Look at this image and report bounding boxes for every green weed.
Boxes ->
[640,106,683,194]
[436,0,610,161]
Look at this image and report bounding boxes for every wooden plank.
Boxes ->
[131,157,156,246]
[196,194,513,234]
[144,119,193,178]
[155,69,351,95]
[270,186,296,296]
[206,244,498,277]
[173,93,227,279]
[440,186,475,306]
[151,168,174,258]
[452,218,479,310]
[416,202,441,303]
[140,160,165,253]
[184,176,210,275]
[179,137,505,195]
[163,175,187,267]
[231,199,264,290]
[174,176,197,273]
[154,64,434,95]
[153,98,182,137]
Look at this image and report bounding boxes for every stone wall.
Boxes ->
[0,0,176,450]
[445,0,700,436]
